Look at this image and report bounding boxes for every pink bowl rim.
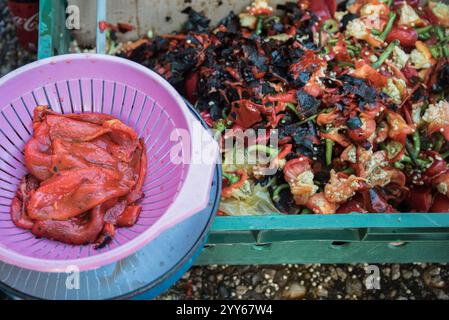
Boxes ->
[0,53,212,272]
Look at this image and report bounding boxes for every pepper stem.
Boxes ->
[325,139,335,166]
[379,12,397,41]
[247,145,279,158]
[372,40,400,69]
[222,172,240,185]
[272,184,290,202]
[412,130,421,158]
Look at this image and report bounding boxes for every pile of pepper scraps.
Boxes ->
[11,106,147,247]
[118,0,449,215]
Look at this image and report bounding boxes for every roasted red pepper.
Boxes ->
[386,111,414,144]
[98,20,108,33]
[336,195,368,213]
[430,194,449,213]
[10,175,39,230]
[309,0,336,21]
[117,22,135,33]
[221,170,248,198]
[266,91,297,104]
[104,200,142,227]
[347,115,376,142]
[408,187,433,212]
[27,167,130,221]
[362,189,397,213]
[386,26,418,47]
[423,151,447,182]
[11,106,147,247]
[283,157,311,182]
[352,61,388,88]
[284,157,319,206]
[32,205,107,245]
[306,192,337,214]
[228,100,264,129]
[200,111,214,128]
[185,71,199,104]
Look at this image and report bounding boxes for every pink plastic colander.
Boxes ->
[0,54,218,272]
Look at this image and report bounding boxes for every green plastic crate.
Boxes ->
[37,0,449,264]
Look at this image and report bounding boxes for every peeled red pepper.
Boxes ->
[104,199,142,227]
[32,205,107,246]
[126,139,148,204]
[11,106,147,247]
[10,175,39,230]
[27,167,131,221]
[116,206,142,227]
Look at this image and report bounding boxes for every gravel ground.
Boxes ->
[0,1,448,301]
[158,263,449,300]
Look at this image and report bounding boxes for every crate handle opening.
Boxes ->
[388,241,408,249]
[251,243,272,251]
[330,241,351,249]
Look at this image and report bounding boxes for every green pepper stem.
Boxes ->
[346,44,359,51]
[272,183,290,201]
[436,26,445,41]
[222,107,230,119]
[386,140,403,160]
[415,25,433,35]
[435,134,444,152]
[418,32,432,40]
[412,130,421,158]
[394,161,405,170]
[379,12,397,41]
[323,19,339,34]
[372,39,400,69]
[341,167,356,174]
[443,45,449,58]
[247,144,279,158]
[335,61,355,68]
[222,172,240,185]
[298,113,319,125]
[286,102,300,117]
[405,138,418,166]
[371,28,382,36]
[256,16,264,35]
[325,138,335,166]
[430,45,442,59]
[400,155,428,167]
